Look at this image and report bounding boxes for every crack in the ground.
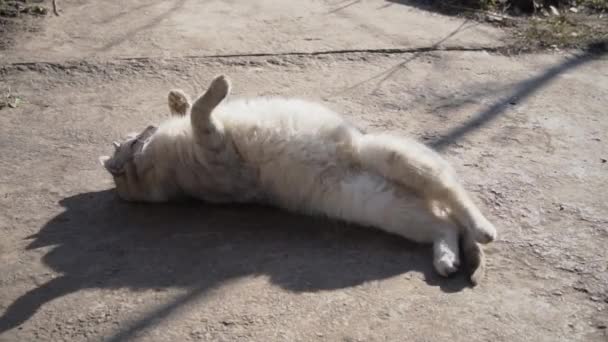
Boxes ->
[2,44,603,82]
[2,45,503,69]
[125,45,505,61]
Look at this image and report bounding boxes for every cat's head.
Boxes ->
[99,125,158,177]
[99,89,193,200]
[99,124,159,201]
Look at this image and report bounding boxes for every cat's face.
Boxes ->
[99,125,158,201]
[99,125,158,177]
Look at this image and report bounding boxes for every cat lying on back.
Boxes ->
[100,75,497,285]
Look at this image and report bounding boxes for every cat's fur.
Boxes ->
[100,75,497,285]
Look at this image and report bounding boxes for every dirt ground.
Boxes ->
[1,1,607,341]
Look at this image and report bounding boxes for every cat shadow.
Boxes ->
[0,189,471,333]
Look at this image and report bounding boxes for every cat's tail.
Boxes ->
[460,229,485,286]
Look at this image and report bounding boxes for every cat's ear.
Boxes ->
[138,125,158,141]
[168,89,191,116]
[131,126,158,174]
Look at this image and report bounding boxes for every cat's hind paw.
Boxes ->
[433,254,460,277]
[207,75,231,103]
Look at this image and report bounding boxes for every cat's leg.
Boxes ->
[190,75,230,149]
[310,171,487,282]
[317,171,464,276]
[354,134,496,244]
[433,228,460,277]
[461,230,485,286]
[168,89,191,116]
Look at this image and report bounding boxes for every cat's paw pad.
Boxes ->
[434,255,460,277]
[168,89,191,116]
[207,75,231,101]
[168,89,191,115]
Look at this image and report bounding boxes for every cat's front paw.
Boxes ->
[168,89,191,116]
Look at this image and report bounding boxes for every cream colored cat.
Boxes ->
[100,75,497,284]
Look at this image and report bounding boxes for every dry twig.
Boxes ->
[52,0,59,16]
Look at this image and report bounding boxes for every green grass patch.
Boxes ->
[0,0,48,18]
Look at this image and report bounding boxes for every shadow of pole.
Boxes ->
[327,19,477,98]
[0,276,82,333]
[327,0,363,14]
[93,0,187,54]
[106,285,213,342]
[429,42,607,150]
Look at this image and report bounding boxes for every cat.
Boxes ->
[100,75,497,285]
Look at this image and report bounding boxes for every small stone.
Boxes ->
[601,158,607,163]
[221,319,235,326]
[7,97,20,108]
[549,6,560,15]
[569,7,578,13]
[486,14,503,22]
[267,58,281,65]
